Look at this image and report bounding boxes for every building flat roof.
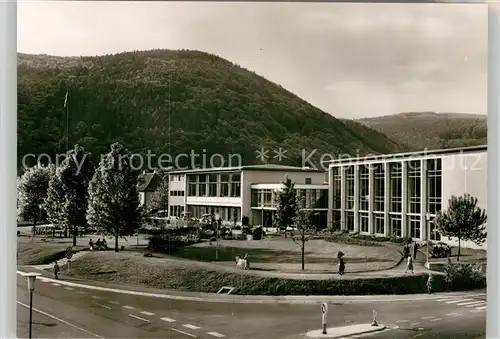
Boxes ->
[323,144,487,165]
[168,164,323,175]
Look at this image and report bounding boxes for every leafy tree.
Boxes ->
[434,194,487,261]
[18,165,53,232]
[147,176,169,214]
[273,177,298,232]
[291,200,316,271]
[87,143,142,251]
[44,172,67,236]
[58,145,94,246]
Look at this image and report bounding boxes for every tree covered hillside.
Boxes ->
[18,50,404,170]
[358,112,487,151]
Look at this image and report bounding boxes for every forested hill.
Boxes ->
[358,112,487,151]
[18,50,404,171]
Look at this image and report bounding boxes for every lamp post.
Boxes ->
[214,212,220,261]
[425,212,431,269]
[25,272,41,339]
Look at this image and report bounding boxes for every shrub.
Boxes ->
[324,233,382,247]
[443,262,486,291]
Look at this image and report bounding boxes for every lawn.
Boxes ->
[17,236,86,265]
[169,238,401,273]
[63,250,485,295]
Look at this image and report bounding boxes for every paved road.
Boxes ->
[17,274,486,338]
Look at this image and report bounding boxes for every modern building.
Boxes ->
[167,164,329,227]
[326,145,487,249]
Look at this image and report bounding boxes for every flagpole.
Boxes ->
[66,90,69,154]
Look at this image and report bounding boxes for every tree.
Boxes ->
[434,194,487,261]
[45,172,67,236]
[18,165,53,232]
[147,175,169,214]
[273,176,299,232]
[291,201,316,271]
[87,143,142,252]
[58,145,94,246]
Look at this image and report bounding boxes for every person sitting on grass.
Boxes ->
[102,238,108,249]
[95,238,102,250]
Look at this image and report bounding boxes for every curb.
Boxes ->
[305,324,393,338]
[16,270,486,305]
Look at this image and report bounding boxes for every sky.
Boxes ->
[17,1,488,119]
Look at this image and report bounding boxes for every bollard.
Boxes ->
[67,259,71,274]
[321,302,328,334]
[371,310,378,326]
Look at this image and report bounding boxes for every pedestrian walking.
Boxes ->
[53,261,60,280]
[427,273,434,294]
[405,256,414,274]
[337,251,346,275]
[413,242,419,259]
[403,244,410,259]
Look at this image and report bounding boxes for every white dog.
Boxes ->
[235,254,250,270]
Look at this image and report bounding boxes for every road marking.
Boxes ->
[91,296,101,299]
[128,314,150,323]
[396,320,409,323]
[17,301,106,338]
[410,322,421,326]
[446,313,460,316]
[421,317,434,320]
[457,301,484,306]
[64,287,74,291]
[465,302,485,307]
[471,309,484,313]
[450,314,463,317]
[183,324,200,330]
[77,291,86,294]
[435,298,455,302]
[446,299,472,304]
[476,306,487,310]
[94,303,112,310]
[172,328,196,338]
[160,317,176,323]
[38,277,50,282]
[122,305,135,310]
[52,283,61,286]
[140,311,155,316]
[108,301,119,305]
[207,332,225,338]
[430,318,442,322]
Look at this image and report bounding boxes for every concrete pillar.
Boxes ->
[420,159,428,242]
[401,161,408,238]
[353,165,360,233]
[340,166,346,231]
[368,164,374,234]
[384,162,391,237]
[327,166,334,228]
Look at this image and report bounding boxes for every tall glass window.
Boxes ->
[407,160,421,214]
[208,174,217,197]
[427,158,442,215]
[219,174,230,197]
[359,212,369,233]
[332,167,342,210]
[359,165,369,211]
[230,173,241,197]
[374,214,385,234]
[345,166,355,210]
[373,164,385,212]
[390,163,402,213]
[332,211,341,230]
[187,175,197,196]
[408,215,421,239]
[345,211,355,231]
[390,215,402,237]
[198,174,207,197]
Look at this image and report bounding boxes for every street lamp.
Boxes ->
[25,272,41,339]
[214,212,221,261]
[425,212,431,269]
